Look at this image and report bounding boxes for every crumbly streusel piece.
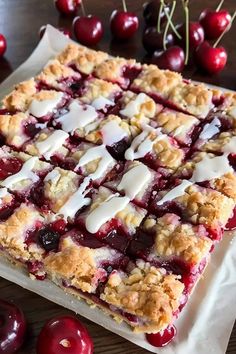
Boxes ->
[168,82,214,118]
[94,57,140,88]
[200,130,236,154]
[79,78,122,105]
[0,203,45,262]
[119,91,163,126]
[57,43,108,75]
[36,59,81,90]
[131,64,182,99]
[153,109,199,145]
[101,260,184,333]
[24,128,69,161]
[143,213,212,265]
[0,112,38,148]
[78,186,146,236]
[2,78,37,111]
[44,232,125,293]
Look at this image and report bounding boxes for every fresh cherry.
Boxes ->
[199,9,231,40]
[176,21,204,50]
[146,325,176,347]
[73,15,103,46]
[110,10,139,40]
[142,27,174,53]
[54,0,81,16]
[38,227,60,251]
[195,41,227,74]
[143,1,170,26]
[0,34,7,57]
[152,46,185,72]
[39,25,71,39]
[0,299,26,353]
[36,315,93,354]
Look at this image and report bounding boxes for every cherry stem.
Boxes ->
[157,1,164,33]
[161,0,181,39]
[122,0,127,12]
[213,9,236,47]
[163,1,178,50]
[216,0,224,12]
[80,0,86,16]
[183,0,189,65]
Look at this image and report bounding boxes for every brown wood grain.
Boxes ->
[0,0,235,353]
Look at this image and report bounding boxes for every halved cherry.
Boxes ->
[36,315,93,354]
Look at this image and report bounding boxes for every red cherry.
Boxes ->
[152,46,185,72]
[142,27,174,53]
[110,10,139,40]
[36,315,93,354]
[176,21,204,50]
[73,15,103,46]
[0,299,26,353]
[146,325,176,347]
[39,25,71,39]
[54,0,81,16]
[0,34,7,57]
[195,41,227,74]
[143,1,170,26]
[199,9,231,40]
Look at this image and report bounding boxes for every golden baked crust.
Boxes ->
[131,64,182,99]
[153,137,185,170]
[0,112,36,148]
[80,78,122,104]
[2,78,37,111]
[176,184,234,229]
[144,214,212,264]
[36,59,81,89]
[200,131,236,153]
[44,167,81,212]
[94,57,138,86]
[0,203,44,261]
[57,43,108,75]
[101,260,184,333]
[168,82,213,118]
[154,109,199,144]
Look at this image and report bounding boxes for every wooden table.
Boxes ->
[0,0,235,353]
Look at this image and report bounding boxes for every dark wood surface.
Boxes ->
[0,0,235,353]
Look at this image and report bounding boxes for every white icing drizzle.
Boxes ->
[199,118,221,140]
[35,122,48,129]
[75,145,115,181]
[44,169,61,183]
[101,120,128,146]
[0,188,10,205]
[1,157,39,188]
[85,193,130,234]
[36,130,69,160]
[191,154,233,183]
[59,177,91,219]
[125,127,163,160]
[28,92,64,118]
[120,93,150,118]
[117,164,152,200]
[91,96,115,110]
[221,136,236,154]
[156,180,192,206]
[56,100,98,133]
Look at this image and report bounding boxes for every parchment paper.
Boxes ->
[0,25,235,354]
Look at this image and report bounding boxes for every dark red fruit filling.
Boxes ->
[123,66,142,85]
[225,207,236,230]
[146,325,177,347]
[24,123,41,138]
[127,230,154,259]
[107,137,130,160]
[104,230,130,253]
[0,157,23,180]
[38,228,61,252]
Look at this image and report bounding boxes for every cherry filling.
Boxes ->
[123,66,142,86]
[38,228,61,251]
[225,206,236,230]
[0,157,23,180]
[24,123,42,139]
[146,325,177,347]
[107,137,130,160]
[127,230,154,259]
[103,229,130,253]
[0,200,20,221]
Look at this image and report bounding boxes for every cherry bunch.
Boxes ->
[143,0,236,74]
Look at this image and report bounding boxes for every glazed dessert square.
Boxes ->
[0,41,236,343]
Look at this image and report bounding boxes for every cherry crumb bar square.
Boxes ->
[0,41,235,346]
